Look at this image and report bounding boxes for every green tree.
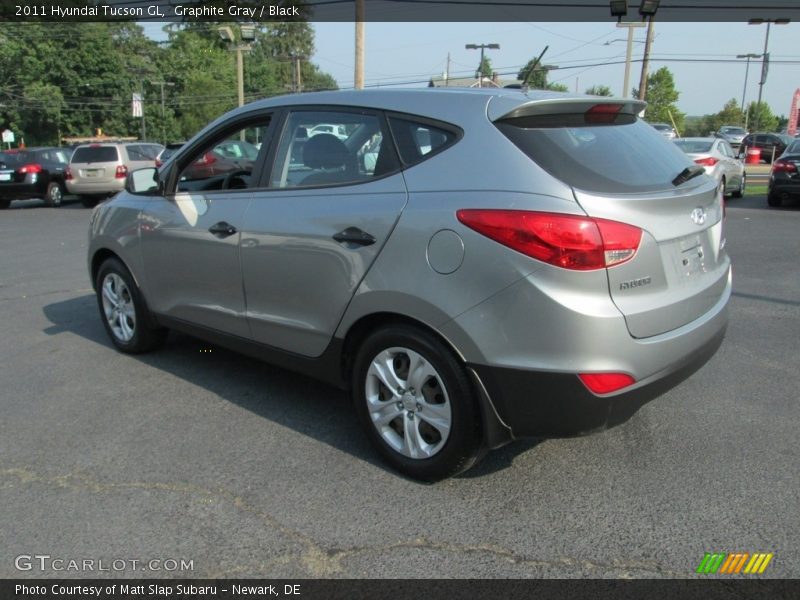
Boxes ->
[518,58,547,88]
[711,98,745,131]
[746,101,779,132]
[634,67,684,133]
[477,56,493,79]
[585,84,613,97]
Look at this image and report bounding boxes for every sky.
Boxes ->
[142,21,800,118]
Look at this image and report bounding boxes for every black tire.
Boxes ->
[0,198,10,210]
[81,196,100,208]
[44,181,63,207]
[351,324,483,482]
[731,173,745,199]
[767,193,782,208]
[95,257,167,353]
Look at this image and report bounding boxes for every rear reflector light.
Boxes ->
[18,163,43,174]
[693,157,719,167]
[456,210,642,270]
[65,166,73,181]
[115,165,128,179]
[579,373,636,394]
[771,159,797,174]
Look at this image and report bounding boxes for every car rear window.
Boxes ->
[0,151,28,166]
[495,117,693,194]
[674,140,714,153]
[72,146,119,163]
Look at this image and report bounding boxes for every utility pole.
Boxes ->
[748,18,789,131]
[637,15,655,101]
[446,52,451,86]
[150,81,174,145]
[354,0,365,89]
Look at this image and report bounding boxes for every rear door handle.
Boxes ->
[333,227,376,247]
[208,221,238,238]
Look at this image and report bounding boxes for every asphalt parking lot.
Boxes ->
[1,193,798,579]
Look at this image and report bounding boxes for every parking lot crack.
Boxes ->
[0,466,342,576]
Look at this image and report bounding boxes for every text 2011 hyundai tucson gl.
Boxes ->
[88,89,729,481]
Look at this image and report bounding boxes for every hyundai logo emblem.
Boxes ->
[691,207,706,226]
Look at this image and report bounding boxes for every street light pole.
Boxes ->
[218,25,256,108]
[736,53,760,129]
[608,24,645,98]
[465,43,500,88]
[749,18,790,131]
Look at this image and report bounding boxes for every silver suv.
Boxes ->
[67,142,163,207]
[88,89,730,481]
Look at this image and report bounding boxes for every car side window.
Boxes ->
[387,116,458,166]
[176,119,270,193]
[270,110,398,189]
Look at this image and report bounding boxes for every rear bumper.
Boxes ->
[67,179,125,196]
[440,265,731,439]
[0,180,47,200]
[470,323,725,438]
[769,175,800,197]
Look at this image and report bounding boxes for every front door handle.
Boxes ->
[208,221,238,238]
[333,227,376,247]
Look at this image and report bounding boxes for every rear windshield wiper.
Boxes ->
[672,165,706,187]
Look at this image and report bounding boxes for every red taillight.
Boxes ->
[693,157,719,167]
[115,165,128,179]
[65,166,73,181]
[585,103,623,124]
[456,210,642,271]
[194,152,217,166]
[155,158,162,167]
[18,163,43,174]
[578,373,636,394]
[771,159,797,174]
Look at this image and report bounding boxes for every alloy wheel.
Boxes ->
[101,273,136,342]
[365,347,452,459]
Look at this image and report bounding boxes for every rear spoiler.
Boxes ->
[489,95,647,123]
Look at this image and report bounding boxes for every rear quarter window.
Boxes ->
[72,146,119,163]
[495,117,694,194]
[388,116,459,166]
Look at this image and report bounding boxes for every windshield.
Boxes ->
[721,127,745,135]
[674,140,714,153]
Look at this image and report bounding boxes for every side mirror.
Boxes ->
[126,167,161,195]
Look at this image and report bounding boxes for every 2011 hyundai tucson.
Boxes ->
[87,89,730,481]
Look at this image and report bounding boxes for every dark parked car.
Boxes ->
[155,142,186,168]
[180,139,259,181]
[768,139,800,207]
[738,133,793,163]
[0,147,71,208]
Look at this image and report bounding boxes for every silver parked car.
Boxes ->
[67,142,163,207]
[716,125,747,147]
[650,122,676,139]
[674,137,746,198]
[88,89,730,481]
